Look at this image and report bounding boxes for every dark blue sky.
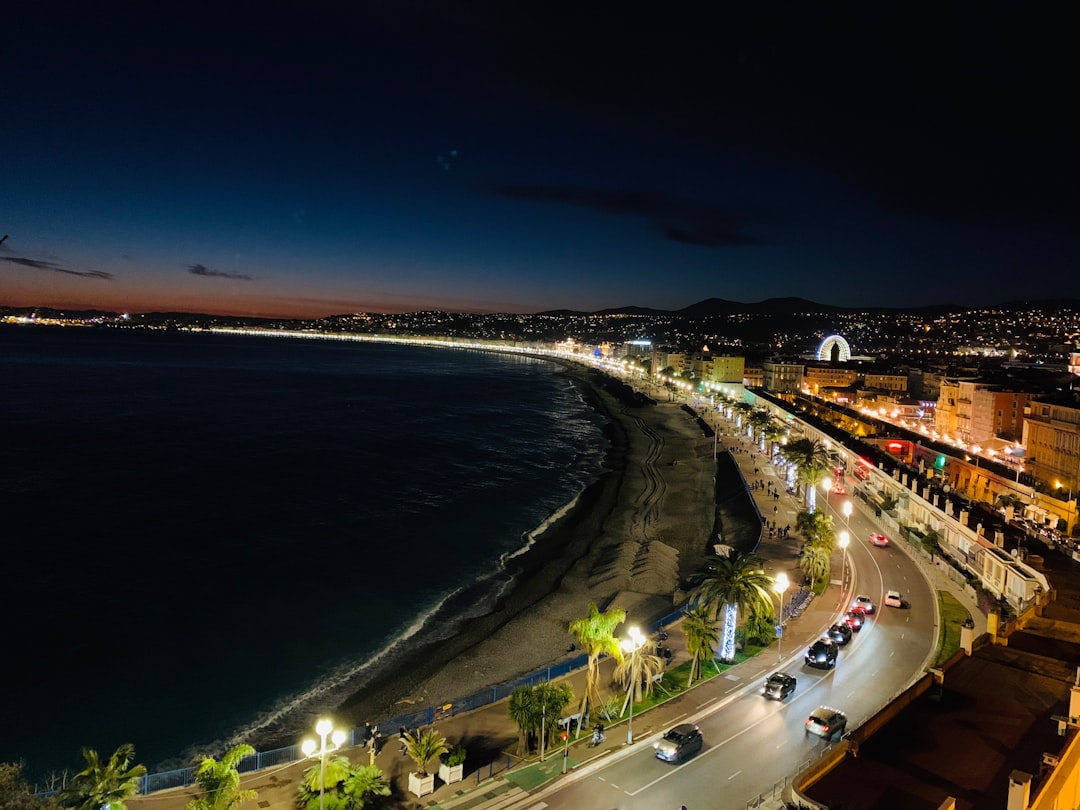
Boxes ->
[2,3,1078,317]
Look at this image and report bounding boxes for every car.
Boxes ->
[825,623,853,646]
[885,590,903,608]
[654,723,703,763]
[763,672,798,700]
[805,638,839,669]
[805,706,848,740]
[832,482,846,494]
[852,595,876,614]
[842,610,865,631]
[869,533,890,547]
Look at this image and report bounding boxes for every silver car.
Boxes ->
[805,706,847,740]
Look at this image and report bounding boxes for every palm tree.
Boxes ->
[748,409,772,448]
[742,602,777,646]
[508,686,538,755]
[795,509,835,554]
[297,759,388,810]
[536,682,575,748]
[60,744,147,810]
[923,528,943,561]
[613,640,665,712]
[402,729,448,778]
[341,766,389,809]
[691,551,775,662]
[681,604,719,686]
[568,602,626,722]
[783,438,832,511]
[799,544,831,588]
[186,744,256,810]
[762,422,786,458]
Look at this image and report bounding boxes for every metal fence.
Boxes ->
[137,608,687,795]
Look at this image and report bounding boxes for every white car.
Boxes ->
[852,595,875,614]
[884,590,903,608]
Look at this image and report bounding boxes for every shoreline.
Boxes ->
[314,364,719,743]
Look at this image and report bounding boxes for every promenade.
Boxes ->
[130,396,981,810]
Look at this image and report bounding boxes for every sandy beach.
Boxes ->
[317,362,722,739]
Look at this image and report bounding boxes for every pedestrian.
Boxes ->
[773,505,779,515]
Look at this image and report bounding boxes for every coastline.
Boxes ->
[310,363,719,743]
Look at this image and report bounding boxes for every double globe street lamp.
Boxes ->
[302,719,347,810]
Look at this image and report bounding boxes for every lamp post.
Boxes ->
[838,531,850,586]
[301,719,347,810]
[822,477,833,513]
[773,572,790,660]
[842,499,853,530]
[620,626,646,745]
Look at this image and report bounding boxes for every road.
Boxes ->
[516,503,938,810]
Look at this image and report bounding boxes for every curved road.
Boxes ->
[512,506,939,809]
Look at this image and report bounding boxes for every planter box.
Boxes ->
[438,762,464,784]
[408,772,435,797]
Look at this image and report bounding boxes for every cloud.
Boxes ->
[1,255,113,279]
[188,263,253,281]
[490,185,758,246]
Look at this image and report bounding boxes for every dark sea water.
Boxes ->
[0,326,606,778]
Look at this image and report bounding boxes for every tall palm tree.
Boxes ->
[748,409,772,448]
[799,544,831,588]
[681,604,719,686]
[568,602,626,722]
[186,744,256,810]
[783,438,832,511]
[795,509,835,554]
[613,642,665,713]
[691,551,775,662]
[761,422,786,458]
[402,729,448,778]
[60,744,147,810]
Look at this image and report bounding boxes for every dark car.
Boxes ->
[805,639,838,669]
[826,623,853,646]
[805,706,847,740]
[654,723,703,763]
[763,672,797,700]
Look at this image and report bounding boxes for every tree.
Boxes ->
[691,551,774,662]
[742,602,777,646]
[799,544,831,588]
[186,744,256,810]
[761,422,787,457]
[613,643,665,712]
[795,509,835,554]
[748,409,773,448]
[923,528,943,561]
[60,745,147,810]
[568,602,626,722]
[508,685,538,755]
[297,758,388,810]
[1,762,60,810]
[402,729,448,778]
[783,438,832,511]
[681,604,719,686]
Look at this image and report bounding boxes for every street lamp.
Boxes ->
[620,626,647,745]
[773,572,790,660]
[839,531,850,585]
[821,477,833,512]
[842,499,853,529]
[302,719,347,810]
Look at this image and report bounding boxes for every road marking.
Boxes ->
[697,696,718,708]
[728,770,743,780]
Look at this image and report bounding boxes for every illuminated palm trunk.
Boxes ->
[720,602,738,662]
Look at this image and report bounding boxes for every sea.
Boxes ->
[0,325,608,779]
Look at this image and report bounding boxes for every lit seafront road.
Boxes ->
[508,511,936,810]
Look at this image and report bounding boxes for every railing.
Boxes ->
[136,608,688,795]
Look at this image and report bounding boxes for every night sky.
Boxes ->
[2,3,1078,318]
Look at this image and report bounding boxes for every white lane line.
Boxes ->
[728,770,743,780]
[697,697,718,708]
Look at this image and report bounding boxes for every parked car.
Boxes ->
[884,590,903,608]
[826,623,853,646]
[654,724,703,763]
[869,533,890,547]
[763,672,797,700]
[852,595,875,614]
[805,706,848,740]
[805,639,839,669]
[842,609,867,631]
